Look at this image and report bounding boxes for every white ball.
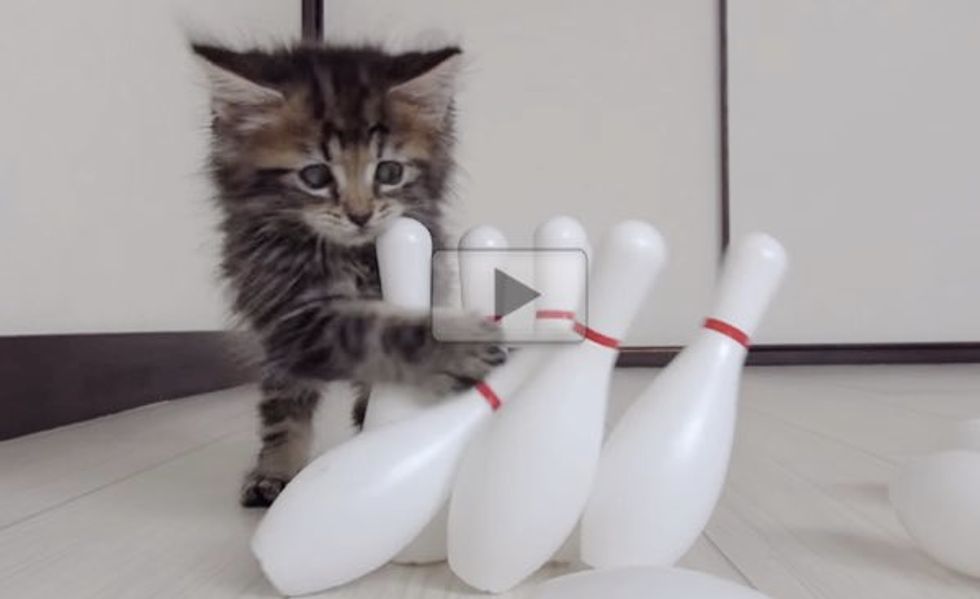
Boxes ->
[890,450,980,578]
[530,566,770,599]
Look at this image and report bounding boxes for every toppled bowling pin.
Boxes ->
[251,343,539,595]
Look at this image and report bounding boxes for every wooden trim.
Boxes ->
[617,343,980,368]
[301,0,324,41]
[0,332,258,441]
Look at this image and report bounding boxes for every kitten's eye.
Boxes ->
[298,164,333,190]
[374,161,404,186]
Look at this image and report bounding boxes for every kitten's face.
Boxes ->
[194,44,460,246]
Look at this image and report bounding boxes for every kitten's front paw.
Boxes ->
[240,471,289,508]
[426,341,508,394]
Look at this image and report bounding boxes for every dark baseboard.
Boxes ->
[4,331,979,442]
[0,332,258,441]
[617,342,980,368]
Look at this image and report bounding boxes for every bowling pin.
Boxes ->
[394,224,508,564]
[400,217,590,564]
[530,566,771,599]
[580,233,787,569]
[534,215,592,564]
[251,217,588,595]
[363,218,437,428]
[448,220,667,592]
[460,225,509,319]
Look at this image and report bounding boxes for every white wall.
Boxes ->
[0,0,299,334]
[728,0,980,343]
[323,0,722,345]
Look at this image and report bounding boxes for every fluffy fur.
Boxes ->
[192,42,503,507]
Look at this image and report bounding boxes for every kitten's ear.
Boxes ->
[388,47,462,126]
[191,43,284,123]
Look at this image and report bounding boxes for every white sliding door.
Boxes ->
[0,1,300,334]
[728,0,980,343]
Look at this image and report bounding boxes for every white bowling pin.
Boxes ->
[534,215,591,339]
[394,224,508,564]
[580,233,788,569]
[399,217,590,564]
[448,221,667,592]
[460,225,509,319]
[530,566,771,599]
[364,218,437,428]
[534,215,591,563]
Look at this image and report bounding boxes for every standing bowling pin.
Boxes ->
[580,233,788,569]
[401,216,591,564]
[395,224,509,564]
[535,215,592,563]
[363,218,436,428]
[448,221,667,592]
[460,225,509,319]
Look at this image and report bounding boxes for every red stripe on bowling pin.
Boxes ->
[535,309,576,321]
[572,321,621,349]
[476,382,503,411]
[703,318,750,348]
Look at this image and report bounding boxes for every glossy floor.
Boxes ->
[2,365,979,598]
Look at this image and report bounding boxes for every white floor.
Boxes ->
[2,365,980,598]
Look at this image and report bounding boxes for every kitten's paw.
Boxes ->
[426,341,508,394]
[240,471,289,508]
[431,308,502,343]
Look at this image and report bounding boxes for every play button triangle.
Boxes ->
[494,268,540,320]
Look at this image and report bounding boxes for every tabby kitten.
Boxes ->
[192,42,504,507]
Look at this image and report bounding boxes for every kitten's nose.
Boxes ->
[347,211,372,227]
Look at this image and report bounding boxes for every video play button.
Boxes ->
[495,268,540,320]
[431,247,588,344]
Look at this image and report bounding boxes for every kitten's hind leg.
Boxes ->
[241,375,319,508]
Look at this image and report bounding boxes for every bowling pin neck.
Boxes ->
[376,218,432,310]
[586,221,667,342]
[534,308,582,342]
[708,233,787,338]
[459,226,508,318]
[474,382,502,411]
[701,318,751,351]
[535,309,576,321]
[534,217,589,333]
[573,321,621,351]
[473,347,547,412]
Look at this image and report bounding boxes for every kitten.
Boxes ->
[192,42,504,507]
